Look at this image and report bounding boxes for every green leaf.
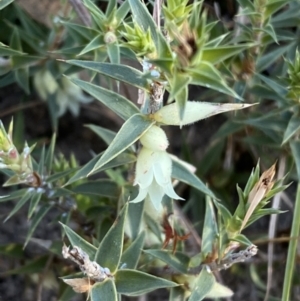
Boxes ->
[127,199,144,239]
[45,133,56,172]
[11,55,41,70]
[61,21,99,41]
[79,35,105,56]
[0,0,14,10]
[168,72,191,121]
[121,231,145,269]
[95,204,128,273]
[201,197,218,258]
[128,0,159,50]
[5,256,48,275]
[69,78,139,120]
[236,0,255,12]
[212,199,232,226]
[15,66,29,94]
[230,234,252,246]
[107,42,120,65]
[28,191,43,218]
[290,141,300,180]
[60,223,97,260]
[188,62,241,99]
[65,152,136,185]
[46,168,78,183]
[256,44,293,72]
[265,0,290,19]
[115,269,178,296]
[172,158,215,198]
[72,180,120,198]
[86,125,116,145]
[206,282,233,298]
[24,205,53,248]
[282,113,300,145]
[0,188,29,202]
[144,249,189,274]
[91,114,154,174]
[0,243,23,258]
[255,73,287,97]
[202,45,253,64]
[170,287,186,301]
[90,279,117,301]
[189,269,216,301]
[0,42,25,56]
[66,60,149,90]
[38,145,46,175]
[4,189,35,222]
[115,0,130,21]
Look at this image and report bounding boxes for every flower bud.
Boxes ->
[153,101,254,126]
[104,31,117,44]
[140,125,169,151]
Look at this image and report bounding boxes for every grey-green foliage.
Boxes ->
[0,0,298,300]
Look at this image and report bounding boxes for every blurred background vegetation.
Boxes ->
[0,0,300,300]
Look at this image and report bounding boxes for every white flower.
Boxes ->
[131,147,183,210]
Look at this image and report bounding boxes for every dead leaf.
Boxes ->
[62,278,94,293]
[240,163,276,231]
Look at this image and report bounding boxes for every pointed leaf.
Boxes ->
[168,73,191,122]
[282,113,300,144]
[66,60,149,90]
[69,78,139,120]
[46,168,78,183]
[206,282,233,298]
[72,180,120,198]
[79,35,105,56]
[0,42,25,56]
[121,231,145,269]
[90,279,117,301]
[256,44,292,72]
[290,141,300,180]
[128,0,159,50]
[15,66,30,94]
[86,124,116,145]
[45,133,56,172]
[95,204,128,273]
[201,197,218,258]
[91,114,154,174]
[0,0,14,10]
[24,205,53,247]
[189,62,241,99]
[4,189,35,222]
[60,223,97,260]
[0,188,29,202]
[144,249,189,274]
[107,43,120,65]
[61,21,99,41]
[202,44,253,64]
[172,158,215,198]
[65,152,136,185]
[170,287,186,301]
[265,0,290,19]
[28,191,43,218]
[115,269,177,296]
[189,269,215,301]
[127,199,144,239]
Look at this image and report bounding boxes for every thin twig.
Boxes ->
[69,0,92,27]
[264,156,286,301]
